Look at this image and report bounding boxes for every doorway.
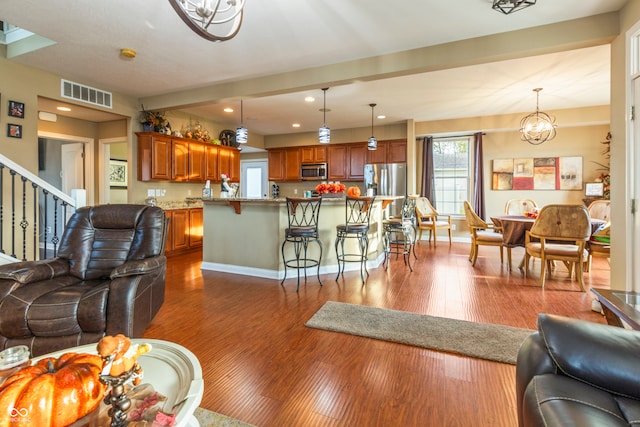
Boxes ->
[240,160,268,198]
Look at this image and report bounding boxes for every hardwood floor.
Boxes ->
[143,242,610,427]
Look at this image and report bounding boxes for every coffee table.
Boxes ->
[32,339,204,427]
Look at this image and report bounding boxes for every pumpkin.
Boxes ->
[0,352,105,427]
[347,186,361,197]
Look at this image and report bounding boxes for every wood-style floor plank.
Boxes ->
[144,241,610,426]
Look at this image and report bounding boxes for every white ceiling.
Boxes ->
[0,0,627,135]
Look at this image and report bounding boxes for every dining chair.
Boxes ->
[587,199,611,222]
[383,196,418,271]
[524,204,591,291]
[504,198,538,216]
[463,201,504,266]
[415,197,452,247]
[585,221,610,272]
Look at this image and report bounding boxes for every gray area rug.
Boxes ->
[305,301,535,364]
[194,407,256,427]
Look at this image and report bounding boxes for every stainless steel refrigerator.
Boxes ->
[364,163,407,217]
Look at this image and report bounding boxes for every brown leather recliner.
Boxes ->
[0,204,167,357]
[516,313,640,427]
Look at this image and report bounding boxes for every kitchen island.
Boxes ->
[201,197,394,280]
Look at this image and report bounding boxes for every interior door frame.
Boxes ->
[37,131,94,206]
[99,137,128,204]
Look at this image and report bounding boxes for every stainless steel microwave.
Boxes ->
[300,163,328,181]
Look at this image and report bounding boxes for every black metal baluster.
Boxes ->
[43,189,49,259]
[20,176,28,261]
[10,169,16,259]
[52,196,59,257]
[32,182,38,260]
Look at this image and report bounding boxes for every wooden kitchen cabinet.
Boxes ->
[268,149,285,181]
[284,148,301,180]
[367,142,388,164]
[189,208,203,248]
[217,146,240,181]
[137,132,171,181]
[300,146,327,163]
[189,142,206,182]
[328,145,347,180]
[205,144,219,181]
[387,140,407,163]
[164,207,202,256]
[347,143,367,180]
[171,139,189,182]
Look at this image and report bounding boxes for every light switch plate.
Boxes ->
[147,189,156,197]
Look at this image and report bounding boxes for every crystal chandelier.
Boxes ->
[168,0,245,42]
[236,99,247,144]
[520,88,557,145]
[368,103,377,151]
[319,88,330,144]
[492,0,536,15]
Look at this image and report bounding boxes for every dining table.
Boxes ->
[490,215,606,270]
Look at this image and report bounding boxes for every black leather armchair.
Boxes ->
[516,313,640,427]
[0,204,167,357]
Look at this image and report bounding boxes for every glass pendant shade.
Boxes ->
[368,103,377,151]
[236,99,248,143]
[520,88,556,145]
[319,88,330,144]
[319,126,330,144]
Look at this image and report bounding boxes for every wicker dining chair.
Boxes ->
[415,197,452,247]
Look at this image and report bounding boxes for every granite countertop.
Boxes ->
[156,199,203,210]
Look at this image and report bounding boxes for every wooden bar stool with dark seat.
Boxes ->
[281,197,323,292]
[335,196,376,283]
[383,195,418,271]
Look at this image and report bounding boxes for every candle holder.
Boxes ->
[99,366,141,427]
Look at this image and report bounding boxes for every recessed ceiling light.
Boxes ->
[57,107,71,112]
[377,114,386,119]
[224,107,234,113]
[304,96,315,102]
[292,123,301,128]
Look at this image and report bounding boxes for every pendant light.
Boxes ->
[519,88,556,145]
[319,88,330,144]
[368,103,377,151]
[236,99,248,144]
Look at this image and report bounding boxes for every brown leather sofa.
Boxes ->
[0,204,167,357]
[516,313,640,427]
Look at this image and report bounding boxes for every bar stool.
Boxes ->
[281,197,323,292]
[335,196,376,283]
[383,196,417,271]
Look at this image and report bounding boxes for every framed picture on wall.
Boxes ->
[8,101,24,118]
[109,159,127,188]
[585,182,604,197]
[7,124,22,138]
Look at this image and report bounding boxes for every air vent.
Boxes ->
[61,79,112,109]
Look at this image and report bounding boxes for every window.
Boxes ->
[432,137,470,215]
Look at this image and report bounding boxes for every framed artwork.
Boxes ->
[492,156,583,190]
[585,182,604,197]
[8,101,24,118]
[109,159,128,188]
[7,124,22,138]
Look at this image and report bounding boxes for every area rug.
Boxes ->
[305,301,535,364]
[194,407,256,427]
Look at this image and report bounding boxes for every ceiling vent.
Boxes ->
[61,79,112,109]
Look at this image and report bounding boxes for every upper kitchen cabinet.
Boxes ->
[300,146,327,163]
[284,148,301,180]
[347,143,367,180]
[137,132,239,183]
[367,140,407,164]
[204,144,219,182]
[218,146,240,182]
[386,140,407,163]
[268,149,285,181]
[137,132,171,181]
[171,138,189,182]
[327,145,347,180]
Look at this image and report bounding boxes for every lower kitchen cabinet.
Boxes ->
[164,208,203,256]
